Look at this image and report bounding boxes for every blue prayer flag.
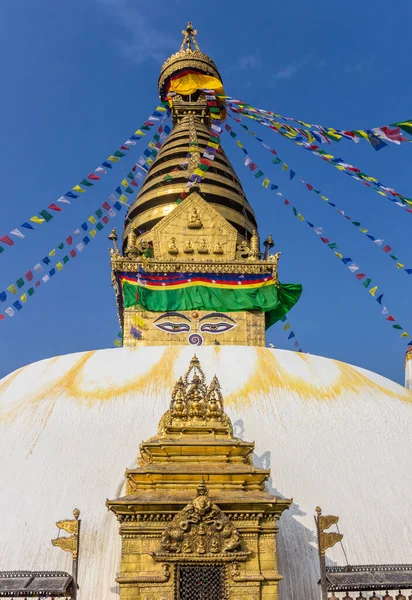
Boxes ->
[21,222,34,230]
[102,161,112,169]
[13,301,22,311]
[0,291,6,302]
[65,191,78,199]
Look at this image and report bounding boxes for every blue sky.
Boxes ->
[1,0,412,383]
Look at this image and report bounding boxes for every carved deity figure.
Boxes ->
[197,239,209,254]
[187,207,203,229]
[183,240,194,253]
[168,237,179,255]
[213,241,224,255]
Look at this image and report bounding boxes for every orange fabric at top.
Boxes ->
[168,73,224,96]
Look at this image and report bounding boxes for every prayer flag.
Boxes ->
[65,191,78,199]
[13,301,23,311]
[34,264,42,274]
[76,243,84,252]
[57,196,71,204]
[262,178,270,188]
[0,235,14,245]
[102,161,112,169]
[72,185,85,193]
[369,286,378,296]
[90,229,97,238]
[94,167,106,175]
[48,203,62,212]
[21,222,35,230]
[102,215,109,224]
[80,179,93,187]
[355,273,366,280]
[70,249,76,258]
[56,262,63,271]
[108,155,120,163]
[88,215,97,224]
[66,235,73,245]
[288,332,295,340]
[39,210,53,222]
[16,277,24,289]
[0,292,6,302]
[5,307,15,317]
[28,287,35,296]
[386,315,395,322]
[7,284,17,294]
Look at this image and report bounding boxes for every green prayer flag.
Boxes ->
[95,208,103,219]
[127,172,134,179]
[141,125,150,131]
[80,179,93,187]
[393,324,403,330]
[255,170,264,178]
[125,187,134,194]
[328,242,338,249]
[352,222,361,227]
[96,222,104,231]
[114,150,126,158]
[272,157,281,165]
[28,287,35,296]
[58,242,64,250]
[0,246,4,254]
[392,121,412,136]
[292,208,298,217]
[362,278,371,288]
[63,255,69,264]
[163,175,173,182]
[16,277,24,289]
[39,210,53,222]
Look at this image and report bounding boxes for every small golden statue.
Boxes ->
[168,237,179,255]
[183,240,195,254]
[197,239,209,254]
[236,240,250,260]
[187,207,203,229]
[249,229,261,260]
[213,241,224,255]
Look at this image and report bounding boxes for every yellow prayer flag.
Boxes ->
[56,262,63,271]
[188,147,199,153]
[119,194,128,203]
[134,130,145,136]
[236,140,243,148]
[148,141,155,149]
[208,142,219,149]
[88,215,97,224]
[369,286,378,297]
[30,216,45,224]
[89,229,97,238]
[114,339,121,347]
[401,332,410,337]
[20,293,27,303]
[121,179,129,187]
[307,132,315,144]
[156,106,167,112]
[49,249,56,257]
[72,185,85,193]
[320,196,329,201]
[363,176,377,183]
[297,214,304,221]
[7,284,17,294]
[377,191,387,196]
[262,178,270,188]
[335,166,345,171]
[397,263,405,269]
[323,154,334,159]
[146,157,153,165]
[335,252,343,259]
[356,130,369,141]
[360,228,368,233]
[283,323,291,331]
[282,163,288,171]
[108,155,120,163]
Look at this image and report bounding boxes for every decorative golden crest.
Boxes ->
[158,481,242,556]
[51,508,80,559]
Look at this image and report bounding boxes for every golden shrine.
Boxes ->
[107,356,291,600]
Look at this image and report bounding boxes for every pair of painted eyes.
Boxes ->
[155,321,235,334]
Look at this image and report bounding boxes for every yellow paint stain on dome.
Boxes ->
[29,347,180,406]
[225,349,412,408]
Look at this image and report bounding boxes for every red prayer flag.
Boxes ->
[102,201,111,210]
[48,203,62,212]
[35,281,41,288]
[102,216,109,225]
[382,245,392,253]
[88,173,100,180]
[284,199,290,205]
[70,249,76,258]
[320,237,330,244]
[131,180,138,187]
[386,315,395,322]
[120,145,130,151]
[0,314,5,321]
[66,236,73,245]
[25,270,34,282]
[355,273,366,280]
[132,165,137,172]
[0,235,14,246]
[306,183,314,191]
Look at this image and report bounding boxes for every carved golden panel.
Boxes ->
[149,192,238,262]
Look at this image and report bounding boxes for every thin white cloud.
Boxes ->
[99,0,176,64]
[238,55,261,70]
[274,55,312,81]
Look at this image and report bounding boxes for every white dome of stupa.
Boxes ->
[0,345,411,600]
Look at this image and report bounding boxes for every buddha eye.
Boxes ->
[154,321,190,333]
[200,322,235,334]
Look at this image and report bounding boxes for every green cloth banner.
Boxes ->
[121,280,302,330]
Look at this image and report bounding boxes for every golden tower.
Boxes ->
[110,23,301,349]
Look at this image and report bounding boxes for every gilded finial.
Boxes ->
[73,508,80,520]
[197,477,208,496]
[181,21,200,52]
[109,227,119,255]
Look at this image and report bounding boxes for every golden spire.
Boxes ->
[180,21,200,51]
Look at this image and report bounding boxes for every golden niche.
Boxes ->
[106,355,292,600]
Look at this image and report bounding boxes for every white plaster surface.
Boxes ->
[0,346,411,600]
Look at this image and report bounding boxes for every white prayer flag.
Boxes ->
[10,228,25,239]
[5,307,15,317]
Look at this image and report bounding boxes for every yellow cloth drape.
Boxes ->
[168,73,224,96]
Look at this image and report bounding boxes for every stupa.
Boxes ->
[1,23,412,600]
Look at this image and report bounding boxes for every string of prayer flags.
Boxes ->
[225,130,409,342]
[227,104,412,212]
[226,116,412,276]
[0,103,170,255]
[177,91,222,203]
[219,95,411,149]
[113,331,123,347]
[279,316,303,352]
[0,199,124,322]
